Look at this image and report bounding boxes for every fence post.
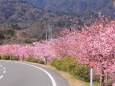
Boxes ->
[89,62,94,86]
[90,68,93,86]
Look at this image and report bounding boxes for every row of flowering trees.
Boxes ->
[0,19,115,86]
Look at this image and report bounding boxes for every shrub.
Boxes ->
[60,56,76,72]
[24,57,38,63]
[1,54,11,60]
[51,56,77,71]
[1,54,19,60]
[0,33,5,39]
[11,55,19,61]
[38,59,45,64]
[51,58,62,70]
[93,75,100,82]
[23,38,33,44]
[51,56,91,82]
[4,29,15,36]
[24,57,44,64]
[71,64,90,82]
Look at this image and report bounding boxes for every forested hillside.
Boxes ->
[0,0,99,44]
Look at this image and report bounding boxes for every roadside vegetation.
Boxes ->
[24,56,44,64]
[0,19,114,86]
[0,54,44,64]
[0,55,100,86]
[50,56,100,83]
[0,54,19,60]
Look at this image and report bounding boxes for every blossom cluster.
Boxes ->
[0,19,114,73]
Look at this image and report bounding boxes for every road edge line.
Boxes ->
[20,62,57,86]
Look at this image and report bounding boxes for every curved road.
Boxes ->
[0,60,70,86]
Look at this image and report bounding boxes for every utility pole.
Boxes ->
[48,24,53,39]
[45,24,53,65]
[45,25,48,41]
[46,24,53,41]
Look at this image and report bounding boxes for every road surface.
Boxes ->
[0,60,70,86]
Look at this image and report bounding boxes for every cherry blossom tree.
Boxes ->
[0,18,114,85]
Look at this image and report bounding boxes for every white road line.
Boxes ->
[3,67,5,70]
[3,70,6,74]
[20,62,57,86]
[0,64,6,80]
[0,65,3,67]
[0,61,56,86]
[0,75,4,79]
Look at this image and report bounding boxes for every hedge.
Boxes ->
[24,56,44,64]
[51,56,95,82]
[0,54,19,60]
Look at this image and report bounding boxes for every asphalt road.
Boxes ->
[0,60,70,86]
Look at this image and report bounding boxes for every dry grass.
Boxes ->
[57,70,85,86]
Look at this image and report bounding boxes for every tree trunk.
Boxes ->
[101,74,105,86]
[44,56,48,65]
[100,64,106,86]
[105,72,108,86]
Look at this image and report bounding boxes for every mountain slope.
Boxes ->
[0,0,99,44]
[0,0,113,44]
[26,0,115,17]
